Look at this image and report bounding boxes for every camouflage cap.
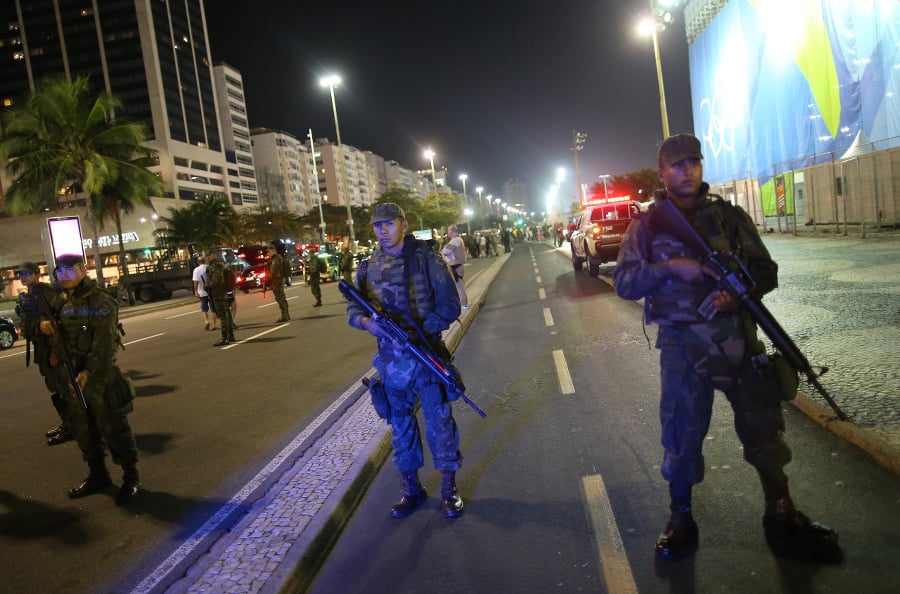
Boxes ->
[370,203,405,224]
[658,133,703,166]
[17,261,40,275]
[55,253,84,267]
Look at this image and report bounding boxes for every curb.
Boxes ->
[275,253,511,592]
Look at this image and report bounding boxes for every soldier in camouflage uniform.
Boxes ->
[16,261,72,445]
[339,245,354,286]
[205,248,235,346]
[347,203,465,519]
[267,241,291,322]
[40,254,139,505]
[306,248,322,307]
[613,134,837,561]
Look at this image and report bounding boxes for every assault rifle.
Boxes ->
[653,198,848,420]
[37,293,88,410]
[339,280,487,418]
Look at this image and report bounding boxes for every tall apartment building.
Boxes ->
[384,160,429,198]
[0,0,230,208]
[502,178,528,209]
[213,62,258,209]
[250,128,311,215]
[315,139,378,209]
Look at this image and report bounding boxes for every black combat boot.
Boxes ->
[68,458,112,499]
[440,470,464,519]
[47,427,73,446]
[115,464,140,506]
[655,483,698,561]
[757,467,840,561]
[763,495,840,561]
[390,471,427,519]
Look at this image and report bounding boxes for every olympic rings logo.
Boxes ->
[699,93,734,158]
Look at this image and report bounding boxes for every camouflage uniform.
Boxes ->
[347,235,463,474]
[206,258,235,342]
[17,281,67,429]
[306,250,322,306]
[267,251,290,320]
[613,185,788,487]
[54,277,138,481]
[339,248,354,285]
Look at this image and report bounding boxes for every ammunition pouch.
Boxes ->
[746,352,799,404]
[362,376,391,421]
[109,368,136,413]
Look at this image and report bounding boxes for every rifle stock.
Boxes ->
[653,198,848,420]
[340,280,486,418]
[38,294,88,410]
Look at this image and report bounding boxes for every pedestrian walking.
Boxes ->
[442,224,468,309]
[613,133,839,562]
[347,203,465,519]
[39,254,140,505]
[192,255,217,331]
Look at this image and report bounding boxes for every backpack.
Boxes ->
[223,267,236,291]
[318,257,328,274]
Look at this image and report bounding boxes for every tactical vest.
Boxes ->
[58,278,119,375]
[645,193,736,324]
[364,238,438,332]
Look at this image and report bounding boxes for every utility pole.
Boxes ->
[308,129,327,243]
[572,130,587,205]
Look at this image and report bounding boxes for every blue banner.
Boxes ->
[690,0,900,184]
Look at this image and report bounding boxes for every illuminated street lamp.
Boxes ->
[319,74,355,247]
[598,174,611,199]
[459,174,469,207]
[424,147,437,195]
[638,0,679,139]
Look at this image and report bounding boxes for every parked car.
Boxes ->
[0,315,19,349]
[570,196,641,277]
[236,262,268,293]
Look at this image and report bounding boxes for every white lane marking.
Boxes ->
[536,275,542,283]
[543,307,554,327]
[538,288,547,300]
[552,349,575,394]
[130,371,374,594]
[0,348,24,360]
[221,324,289,349]
[165,310,199,320]
[124,333,165,346]
[581,474,638,594]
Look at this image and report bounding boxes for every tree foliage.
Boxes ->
[0,75,160,283]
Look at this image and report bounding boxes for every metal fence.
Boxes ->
[708,138,900,238]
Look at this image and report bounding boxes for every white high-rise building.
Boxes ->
[213,63,258,209]
[315,139,378,208]
[251,128,311,215]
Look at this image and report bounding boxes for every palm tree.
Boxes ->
[0,75,159,286]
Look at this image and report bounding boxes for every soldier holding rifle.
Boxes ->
[346,203,465,519]
[39,254,140,506]
[613,134,839,562]
[16,261,71,445]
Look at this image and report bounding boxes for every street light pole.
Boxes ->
[598,174,610,199]
[572,131,587,205]
[424,148,437,195]
[320,74,355,247]
[650,25,670,138]
[308,128,327,242]
[475,186,484,229]
[459,174,468,207]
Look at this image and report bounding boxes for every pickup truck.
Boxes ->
[570,197,642,277]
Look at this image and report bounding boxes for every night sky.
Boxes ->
[204,0,694,211]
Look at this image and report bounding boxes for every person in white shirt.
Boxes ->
[192,256,217,330]
[442,225,469,309]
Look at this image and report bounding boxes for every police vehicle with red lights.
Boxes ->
[569,194,642,277]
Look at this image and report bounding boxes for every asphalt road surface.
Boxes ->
[308,242,900,594]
